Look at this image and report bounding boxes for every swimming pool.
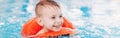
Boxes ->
[0,0,120,38]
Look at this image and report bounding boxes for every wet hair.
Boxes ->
[35,0,60,17]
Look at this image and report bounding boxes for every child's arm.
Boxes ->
[62,17,81,35]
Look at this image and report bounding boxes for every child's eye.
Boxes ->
[51,16,55,19]
[59,15,62,18]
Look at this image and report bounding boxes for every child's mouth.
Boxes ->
[53,25,61,28]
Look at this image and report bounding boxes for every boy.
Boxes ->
[21,0,75,38]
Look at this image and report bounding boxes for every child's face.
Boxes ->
[37,6,63,31]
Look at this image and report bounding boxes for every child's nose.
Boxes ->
[55,18,62,25]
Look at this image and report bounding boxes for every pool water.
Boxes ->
[0,0,120,38]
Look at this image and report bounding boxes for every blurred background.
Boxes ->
[0,0,120,38]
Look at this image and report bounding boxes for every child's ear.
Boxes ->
[36,18,43,26]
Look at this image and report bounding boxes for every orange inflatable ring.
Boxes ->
[21,17,74,37]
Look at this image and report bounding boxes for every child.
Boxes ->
[21,0,75,38]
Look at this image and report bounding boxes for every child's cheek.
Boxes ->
[46,19,54,26]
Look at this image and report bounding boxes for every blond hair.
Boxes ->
[35,0,60,17]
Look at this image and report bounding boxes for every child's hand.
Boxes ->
[63,27,78,35]
[64,28,80,35]
[73,29,80,34]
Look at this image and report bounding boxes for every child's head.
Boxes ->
[35,0,63,31]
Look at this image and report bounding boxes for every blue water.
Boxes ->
[0,0,120,38]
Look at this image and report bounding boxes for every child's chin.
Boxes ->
[53,28,61,32]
